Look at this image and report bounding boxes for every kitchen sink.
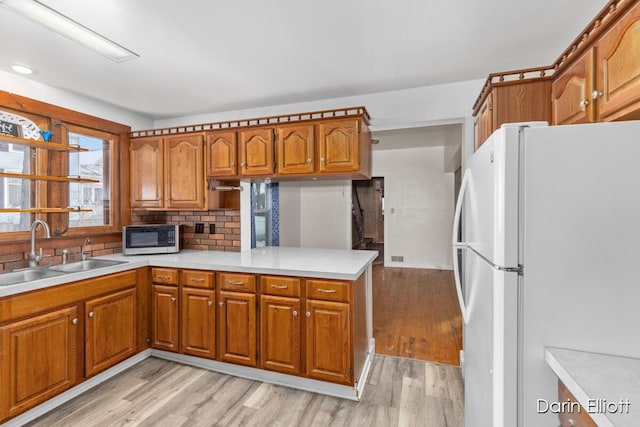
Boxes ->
[0,268,66,286]
[47,259,126,273]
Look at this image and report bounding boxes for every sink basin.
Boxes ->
[0,268,66,286]
[48,259,126,273]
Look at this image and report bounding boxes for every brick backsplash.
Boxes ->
[131,209,241,252]
[0,234,122,273]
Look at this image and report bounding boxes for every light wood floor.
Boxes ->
[27,355,463,427]
[373,266,463,366]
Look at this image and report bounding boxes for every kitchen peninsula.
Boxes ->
[0,247,377,426]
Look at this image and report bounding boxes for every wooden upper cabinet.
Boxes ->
[317,118,360,173]
[164,134,205,209]
[206,130,237,177]
[239,128,274,176]
[595,0,640,122]
[552,48,595,125]
[85,288,137,377]
[474,93,494,150]
[130,137,164,208]
[0,306,78,421]
[276,123,315,175]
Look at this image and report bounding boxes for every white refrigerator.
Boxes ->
[452,120,640,427]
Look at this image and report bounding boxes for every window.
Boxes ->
[67,130,111,228]
[0,141,32,232]
[251,181,279,248]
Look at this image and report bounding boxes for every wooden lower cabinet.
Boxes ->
[152,284,179,352]
[557,380,597,427]
[0,306,78,421]
[181,287,216,359]
[305,299,352,384]
[260,295,301,375]
[85,288,137,377]
[218,291,257,367]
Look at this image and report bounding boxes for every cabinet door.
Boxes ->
[277,124,315,175]
[552,48,595,125]
[130,137,164,208]
[305,299,351,384]
[181,287,216,359]
[595,2,640,121]
[317,119,359,173]
[260,295,301,375]
[165,134,205,209]
[152,284,179,352]
[218,291,257,367]
[85,288,137,377]
[238,128,274,176]
[206,130,237,177]
[475,93,493,150]
[0,306,78,421]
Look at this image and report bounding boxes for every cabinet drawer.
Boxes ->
[219,272,256,293]
[181,270,214,289]
[261,276,301,297]
[152,268,178,285]
[306,279,350,302]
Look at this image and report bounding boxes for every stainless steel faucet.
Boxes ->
[29,219,52,267]
[81,237,91,261]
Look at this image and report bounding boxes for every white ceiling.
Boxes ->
[0,0,606,120]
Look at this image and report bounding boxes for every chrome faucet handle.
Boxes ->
[62,249,68,264]
[35,248,44,263]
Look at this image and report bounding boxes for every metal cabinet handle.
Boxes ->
[170,297,176,303]
[190,278,205,282]
[208,300,213,307]
[72,318,78,325]
[592,90,603,99]
[271,284,288,289]
[320,157,325,162]
[567,419,576,427]
[306,158,312,163]
[293,310,298,317]
[227,280,244,285]
[240,162,246,167]
[317,288,336,293]
[230,162,235,166]
[88,312,94,318]
[219,301,224,306]
[306,311,311,317]
[579,100,589,107]
[157,275,171,280]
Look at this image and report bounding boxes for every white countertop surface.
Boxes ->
[0,247,378,298]
[545,347,640,427]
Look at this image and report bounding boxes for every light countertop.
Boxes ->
[0,247,378,298]
[545,347,640,427]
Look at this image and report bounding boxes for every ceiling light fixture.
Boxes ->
[0,0,139,62]
[11,64,35,75]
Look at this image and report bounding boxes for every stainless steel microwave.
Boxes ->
[122,225,179,255]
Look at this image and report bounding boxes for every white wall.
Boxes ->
[373,146,454,269]
[278,180,351,250]
[153,79,484,132]
[0,70,153,130]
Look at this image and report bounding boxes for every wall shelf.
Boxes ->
[0,208,91,213]
[0,134,88,152]
[0,172,99,183]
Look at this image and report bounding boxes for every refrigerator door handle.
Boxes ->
[452,169,471,323]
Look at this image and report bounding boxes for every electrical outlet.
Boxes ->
[209,223,216,234]
[195,223,204,233]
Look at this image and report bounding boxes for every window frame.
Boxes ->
[0,91,131,243]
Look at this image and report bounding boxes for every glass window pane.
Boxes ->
[68,132,110,228]
[0,142,31,232]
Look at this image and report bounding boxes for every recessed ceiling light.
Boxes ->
[11,64,34,75]
[0,0,139,63]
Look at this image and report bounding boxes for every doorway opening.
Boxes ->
[352,177,384,264]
